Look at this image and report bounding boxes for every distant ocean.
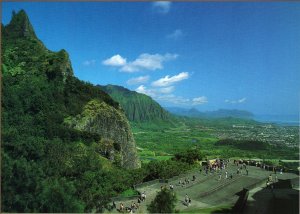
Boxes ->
[254,114,299,126]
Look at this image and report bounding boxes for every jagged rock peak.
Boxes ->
[5,9,37,39]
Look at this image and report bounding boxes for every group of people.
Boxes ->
[236,163,249,176]
[178,175,197,187]
[202,158,230,176]
[117,202,138,213]
[202,159,236,181]
[115,191,146,213]
[235,159,283,175]
[209,159,229,171]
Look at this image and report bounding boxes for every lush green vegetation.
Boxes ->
[173,149,203,165]
[133,117,298,161]
[132,119,218,158]
[147,189,177,213]
[120,189,139,197]
[99,84,171,122]
[143,159,193,181]
[215,139,269,150]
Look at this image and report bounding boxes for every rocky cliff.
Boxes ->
[65,99,140,169]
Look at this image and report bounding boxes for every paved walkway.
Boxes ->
[105,162,299,213]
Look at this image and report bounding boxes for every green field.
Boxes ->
[133,121,218,162]
[132,118,299,163]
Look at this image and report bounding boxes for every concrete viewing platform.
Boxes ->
[105,162,299,213]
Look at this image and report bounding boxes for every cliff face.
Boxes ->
[65,100,141,169]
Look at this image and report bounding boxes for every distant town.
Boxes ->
[213,124,298,148]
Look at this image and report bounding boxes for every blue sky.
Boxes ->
[2,2,300,115]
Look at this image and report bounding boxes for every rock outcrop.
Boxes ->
[65,99,141,169]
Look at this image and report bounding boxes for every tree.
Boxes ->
[147,189,177,213]
[173,149,202,165]
[38,178,85,212]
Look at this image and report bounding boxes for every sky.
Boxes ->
[2,2,300,116]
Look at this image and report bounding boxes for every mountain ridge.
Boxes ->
[99,84,171,122]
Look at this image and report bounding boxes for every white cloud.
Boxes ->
[102,54,127,66]
[152,72,189,87]
[135,85,174,97]
[103,53,178,72]
[167,29,184,40]
[225,97,247,104]
[159,86,175,94]
[83,59,96,66]
[156,94,190,105]
[192,96,208,105]
[121,53,178,72]
[135,85,156,97]
[135,84,207,107]
[238,97,247,103]
[127,75,150,85]
[153,1,171,14]
[155,94,208,106]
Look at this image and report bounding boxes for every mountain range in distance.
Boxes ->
[99,84,255,121]
[97,84,298,126]
[165,107,254,119]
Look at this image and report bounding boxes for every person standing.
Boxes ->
[185,194,189,204]
[120,203,124,213]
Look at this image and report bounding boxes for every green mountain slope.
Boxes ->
[99,84,171,122]
[1,10,140,212]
